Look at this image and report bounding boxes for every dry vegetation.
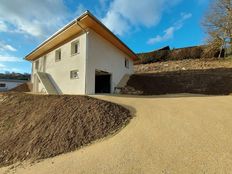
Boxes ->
[134,58,232,73]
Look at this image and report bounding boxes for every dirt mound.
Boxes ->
[9,83,32,92]
[122,68,232,95]
[0,93,132,167]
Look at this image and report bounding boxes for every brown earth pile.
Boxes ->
[0,93,132,167]
[9,83,32,92]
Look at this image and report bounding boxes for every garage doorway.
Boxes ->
[95,70,111,94]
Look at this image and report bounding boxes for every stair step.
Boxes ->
[37,72,58,94]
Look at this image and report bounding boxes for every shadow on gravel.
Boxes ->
[123,68,232,95]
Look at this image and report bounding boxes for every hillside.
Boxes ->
[135,46,209,64]
[118,58,232,95]
[134,58,232,73]
[0,73,30,81]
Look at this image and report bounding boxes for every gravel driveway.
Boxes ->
[1,94,232,174]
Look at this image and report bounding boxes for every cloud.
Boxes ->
[99,0,109,9]
[101,0,182,36]
[0,21,8,32]
[147,12,192,44]
[0,42,17,52]
[74,4,86,18]
[0,55,22,62]
[0,0,69,38]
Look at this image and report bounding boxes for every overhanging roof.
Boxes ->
[25,11,137,61]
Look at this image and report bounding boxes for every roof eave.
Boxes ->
[25,11,137,61]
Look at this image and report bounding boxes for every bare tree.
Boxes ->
[202,0,232,58]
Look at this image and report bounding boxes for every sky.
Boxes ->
[0,0,210,73]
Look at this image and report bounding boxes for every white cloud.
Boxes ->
[0,0,69,38]
[0,63,6,68]
[102,11,130,36]
[0,21,8,32]
[0,42,17,52]
[101,0,182,36]
[74,4,86,18]
[4,45,17,52]
[147,12,192,44]
[0,55,22,62]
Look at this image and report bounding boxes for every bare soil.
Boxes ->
[9,83,32,92]
[134,58,232,73]
[0,93,132,167]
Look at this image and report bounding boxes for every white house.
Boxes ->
[0,79,28,92]
[25,11,136,95]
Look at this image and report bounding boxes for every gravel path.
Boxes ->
[1,94,232,173]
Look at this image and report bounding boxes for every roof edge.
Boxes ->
[25,10,137,60]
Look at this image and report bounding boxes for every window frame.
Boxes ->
[70,70,79,79]
[125,58,129,69]
[71,40,80,56]
[0,83,6,88]
[55,49,62,62]
[35,60,39,70]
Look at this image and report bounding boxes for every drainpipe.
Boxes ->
[75,20,89,95]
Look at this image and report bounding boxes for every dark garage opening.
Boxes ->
[95,70,111,93]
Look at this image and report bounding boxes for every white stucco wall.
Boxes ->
[0,81,24,91]
[32,32,87,94]
[31,29,134,95]
[85,29,134,94]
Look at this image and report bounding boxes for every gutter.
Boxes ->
[75,19,89,94]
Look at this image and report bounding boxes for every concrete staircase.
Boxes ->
[114,74,131,93]
[117,74,130,88]
[36,72,58,94]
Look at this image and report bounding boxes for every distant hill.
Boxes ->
[0,72,30,81]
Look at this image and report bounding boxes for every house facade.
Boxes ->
[26,11,136,95]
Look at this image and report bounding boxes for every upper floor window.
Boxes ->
[35,60,39,70]
[125,58,129,69]
[71,40,80,55]
[55,49,61,62]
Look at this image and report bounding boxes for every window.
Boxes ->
[70,70,79,79]
[0,83,6,87]
[71,40,80,55]
[55,49,62,62]
[125,58,129,68]
[35,60,39,70]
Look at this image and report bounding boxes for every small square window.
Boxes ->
[70,70,79,79]
[71,41,80,55]
[55,49,62,62]
[125,58,129,68]
[0,83,6,87]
